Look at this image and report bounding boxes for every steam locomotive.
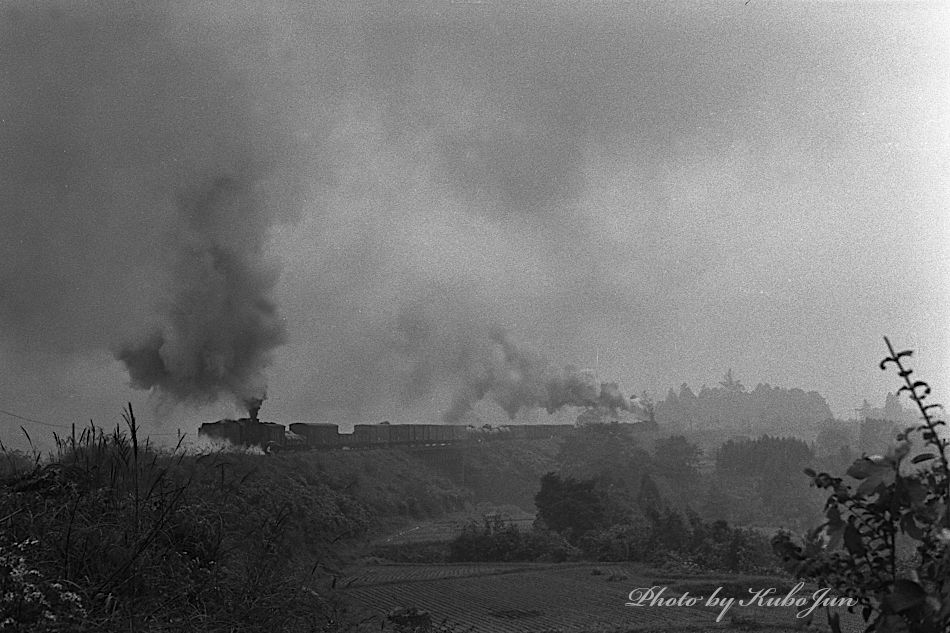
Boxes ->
[197,415,578,453]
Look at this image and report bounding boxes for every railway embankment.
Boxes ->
[213,437,564,546]
[0,422,563,631]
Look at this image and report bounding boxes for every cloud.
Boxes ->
[2,1,947,429]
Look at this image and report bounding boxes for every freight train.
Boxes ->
[197,415,579,453]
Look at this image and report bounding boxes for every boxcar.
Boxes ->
[501,424,527,439]
[446,425,469,442]
[404,424,469,444]
[354,424,391,446]
[289,423,340,449]
[389,424,412,444]
[518,424,575,440]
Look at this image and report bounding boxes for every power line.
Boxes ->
[0,407,186,438]
[0,407,69,429]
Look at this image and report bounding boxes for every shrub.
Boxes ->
[772,339,950,633]
[447,516,577,562]
[534,472,610,541]
[685,516,777,574]
[577,521,652,562]
[0,536,86,632]
[534,467,777,571]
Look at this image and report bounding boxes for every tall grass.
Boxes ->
[0,405,367,632]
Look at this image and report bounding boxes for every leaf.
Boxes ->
[911,453,936,464]
[827,610,842,633]
[937,501,949,525]
[804,467,817,478]
[903,479,928,509]
[844,522,866,557]
[857,467,895,497]
[833,481,851,499]
[825,503,842,527]
[874,614,909,633]
[882,579,926,613]
[885,442,910,463]
[826,522,844,549]
[899,381,931,398]
[848,458,876,479]
[900,513,925,540]
[846,457,895,496]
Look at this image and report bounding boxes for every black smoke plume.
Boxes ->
[444,330,639,423]
[116,179,286,410]
[0,3,305,415]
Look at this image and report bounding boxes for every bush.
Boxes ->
[533,467,777,571]
[0,536,86,632]
[772,340,950,633]
[577,521,652,562]
[685,516,777,574]
[534,472,611,541]
[447,516,577,562]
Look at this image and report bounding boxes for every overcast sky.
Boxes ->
[1,1,948,444]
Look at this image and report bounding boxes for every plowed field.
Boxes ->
[342,563,866,632]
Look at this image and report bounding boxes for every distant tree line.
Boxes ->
[856,392,918,426]
[655,370,833,436]
[813,417,902,462]
[707,435,823,528]
[448,422,779,572]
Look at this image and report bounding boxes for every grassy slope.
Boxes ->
[1,433,560,632]
[3,427,823,632]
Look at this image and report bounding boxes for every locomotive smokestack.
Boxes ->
[245,396,264,421]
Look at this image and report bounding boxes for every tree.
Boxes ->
[884,392,903,423]
[637,473,664,515]
[653,435,702,484]
[859,418,900,455]
[715,435,820,525]
[534,473,608,542]
[555,421,651,487]
[720,368,745,393]
[655,377,833,436]
[815,423,854,459]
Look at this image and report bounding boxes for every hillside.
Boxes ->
[0,421,572,632]
[2,417,836,632]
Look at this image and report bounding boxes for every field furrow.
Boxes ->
[344,563,869,633]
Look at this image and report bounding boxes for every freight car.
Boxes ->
[352,423,470,447]
[502,423,576,440]
[289,422,341,449]
[198,418,577,452]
